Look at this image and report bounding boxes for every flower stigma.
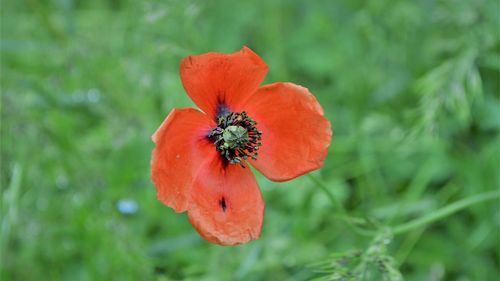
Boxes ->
[208,111,262,168]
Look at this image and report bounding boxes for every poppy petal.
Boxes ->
[187,156,265,245]
[244,82,332,182]
[151,108,217,213]
[180,46,268,118]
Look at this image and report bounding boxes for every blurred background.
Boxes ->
[1,0,499,280]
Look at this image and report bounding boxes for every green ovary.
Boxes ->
[222,126,249,149]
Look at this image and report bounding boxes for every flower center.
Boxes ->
[208,111,262,168]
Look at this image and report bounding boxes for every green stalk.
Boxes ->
[307,174,373,236]
[308,173,500,237]
[392,190,500,235]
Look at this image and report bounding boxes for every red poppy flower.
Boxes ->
[151,46,332,245]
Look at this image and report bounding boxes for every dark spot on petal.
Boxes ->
[219,197,227,212]
[216,102,230,118]
[221,157,230,169]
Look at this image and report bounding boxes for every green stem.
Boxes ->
[306,173,342,211]
[308,173,500,238]
[392,190,500,235]
[307,174,373,236]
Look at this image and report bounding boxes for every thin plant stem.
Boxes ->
[307,174,344,211]
[391,190,500,235]
[308,173,500,238]
[307,174,373,236]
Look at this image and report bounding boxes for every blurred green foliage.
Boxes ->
[1,0,499,280]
